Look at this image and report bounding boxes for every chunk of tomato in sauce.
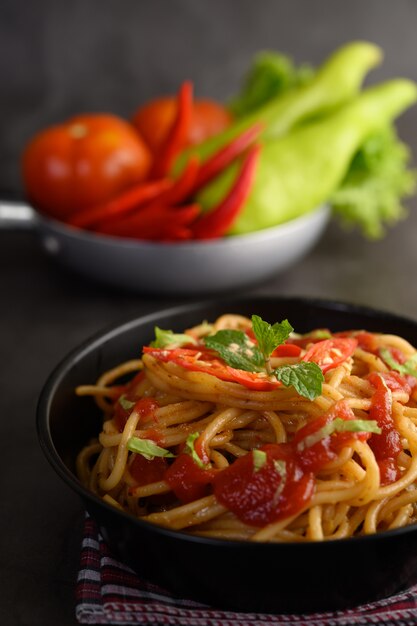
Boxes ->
[113,396,159,432]
[129,454,168,486]
[367,373,401,485]
[164,454,216,504]
[213,444,315,526]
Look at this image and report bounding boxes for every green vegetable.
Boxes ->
[251,315,293,363]
[380,348,417,378]
[198,79,417,234]
[184,432,208,468]
[127,437,175,460]
[204,314,324,399]
[272,460,287,503]
[298,418,382,452]
[229,50,314,117]
[274,363,324,401]
[119,395,136,411]
[253,449,267,472]
[150,326,197,348]
[230,46,417,239]
[176,41,381,167]
[204,328,265,372]
[330,126,417,238]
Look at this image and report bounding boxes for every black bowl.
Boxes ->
[37,296,417,614]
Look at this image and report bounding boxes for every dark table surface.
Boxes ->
[2,2,417,625]
[2,197,417,626]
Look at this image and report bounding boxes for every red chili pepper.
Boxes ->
[96,203,200,241]
[302,338,358,373]
[191,143,261,240]
[67,178,172,229]
[191,122,263,194]
[145,156,200,209]
[143,346,280,391]
[150,81,193,179]
[272,344,303,358]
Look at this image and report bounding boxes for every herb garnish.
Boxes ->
[380,348,417,378]
[127,437,175,460]
[297,418,381,452]
[151,326,197,349]
[204,315,324,399]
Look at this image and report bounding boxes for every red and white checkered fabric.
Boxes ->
[76,515,417,625]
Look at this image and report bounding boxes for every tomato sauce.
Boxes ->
[114,395,159,431]
[165,454,216,503]
[162,401,368,526]
[367,372,402,484]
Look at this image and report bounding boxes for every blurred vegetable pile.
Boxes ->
[224,44,417,238]
[21,41,417,241]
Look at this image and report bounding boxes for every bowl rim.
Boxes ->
[39,204,330,250]
[37,294,417,549]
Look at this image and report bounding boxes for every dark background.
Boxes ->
[1,0,417,198]
[2,1,417,625]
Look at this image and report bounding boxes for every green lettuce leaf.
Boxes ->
[330,125,417,238]
[229,50,314,118]
[127,437,175,460]
[150,326,197,349]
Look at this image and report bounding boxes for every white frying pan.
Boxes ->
[0,200,330,295]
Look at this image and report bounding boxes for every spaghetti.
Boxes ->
[75,314,417,542]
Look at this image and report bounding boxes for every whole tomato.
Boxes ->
[131,97,232,155]
[22,114,152,220]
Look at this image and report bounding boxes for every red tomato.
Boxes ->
[22,114,152,220]
[164,454,216,504]
[213,443,315,526]
[302,338,358,373]
[129,454,168,486]
[143,346,280,391]
[293,401,366,472]
[131,97,232,154]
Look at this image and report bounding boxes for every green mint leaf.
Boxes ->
[119,395,136,411]
[251,315,294,359]
[150,326,197,349]
[204,329,264,372]
[274,362,324,400]
[252,449,267,472]
[184,432,209,469]
[127,437,175,461]
[298,418,381,451]
[380,347,417,378]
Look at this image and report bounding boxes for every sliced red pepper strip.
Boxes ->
[302,338,358,373]
[67,179,172,229]
[143,346,280,391]
[272,344,303,358]
[367,373,401,485]
[95,203,200,241]
[191,143,261,240]
[146,156,200,209]
[191,122,263,194]
[150,81,193,179]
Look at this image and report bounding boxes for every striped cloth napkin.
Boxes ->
[76,515,417,625]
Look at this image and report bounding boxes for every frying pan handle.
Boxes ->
[0,200,38,230]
